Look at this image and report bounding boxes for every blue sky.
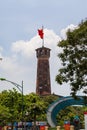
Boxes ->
[0,0,87,96]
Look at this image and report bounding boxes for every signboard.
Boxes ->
[40,126,45,130]
[36,121,47,126]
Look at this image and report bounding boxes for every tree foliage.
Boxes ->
[56,20,87,97]
[57,105,86,128]
[42,94,59,106]
[0,89,24,126]
[0,89,86,128]
[0,105,10,126]
[25,93,47,122]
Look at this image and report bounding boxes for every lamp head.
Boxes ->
[0,78,6,81]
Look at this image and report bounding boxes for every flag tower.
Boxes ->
[36,27,51,96]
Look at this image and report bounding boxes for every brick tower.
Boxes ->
[36,46,51,96]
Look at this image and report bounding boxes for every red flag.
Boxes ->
[38,29,44,39]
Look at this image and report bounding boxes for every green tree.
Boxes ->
[56,20,87,97]
[0,89,24,128]
[0,89,86,128]
[42,94,59,106]
[0,105,10,126]
[25,93,46,124]
[57,106,85,128]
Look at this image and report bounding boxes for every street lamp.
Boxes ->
[0,78,24,130]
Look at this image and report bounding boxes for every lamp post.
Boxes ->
[0,78,24,130]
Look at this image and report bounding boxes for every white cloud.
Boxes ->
[60,24,78,40]
[0,28,62,94]
[0,46,3,52]
[0,26,77,96]
[11,29,61,58]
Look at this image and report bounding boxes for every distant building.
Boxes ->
[36,46,51,96]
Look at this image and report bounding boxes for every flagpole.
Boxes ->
[42,26,44,47]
